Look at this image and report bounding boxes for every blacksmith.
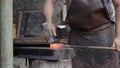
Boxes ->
[43,0,120,68]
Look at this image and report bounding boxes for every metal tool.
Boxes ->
[42,23,55,43]
[64,45,116,50]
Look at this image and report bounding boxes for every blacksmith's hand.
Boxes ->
[112,37,120,52]
[48,23,57,36]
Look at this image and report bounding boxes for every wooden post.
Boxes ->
[0,0,13,68]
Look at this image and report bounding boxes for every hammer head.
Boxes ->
[42,23,55,43]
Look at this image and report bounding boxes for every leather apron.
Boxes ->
[66,0,111,31]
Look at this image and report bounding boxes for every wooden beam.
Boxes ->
[14,47,75,60]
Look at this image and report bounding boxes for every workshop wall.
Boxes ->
[13,0,64,25]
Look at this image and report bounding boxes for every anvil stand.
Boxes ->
[14,43,75,68]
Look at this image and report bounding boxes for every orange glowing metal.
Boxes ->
[50,43,64,49]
